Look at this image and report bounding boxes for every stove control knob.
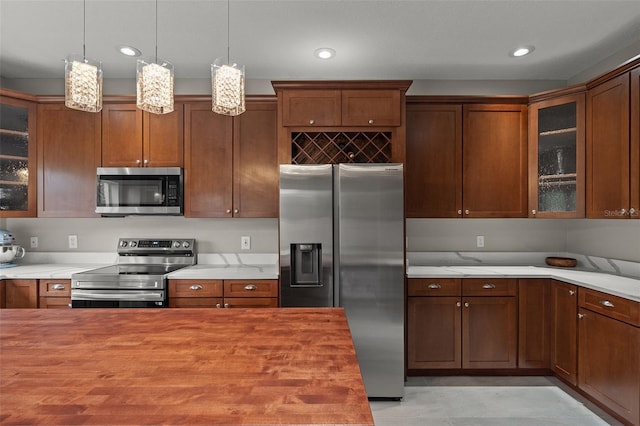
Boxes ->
[120,241,128,248]
[173,241,181,248]
[130,241,137,247]
[182,241,190,248]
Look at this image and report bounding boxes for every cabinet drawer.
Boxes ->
[39,279,71,297]
[579,288,639,326]
[168,280,223,298]
[408,278,461,296]
[223,297,278,308]
[462,279,517,296]
[169,297,222,308]
[223,280,278,298]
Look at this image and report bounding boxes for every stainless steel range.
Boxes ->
[71,238,196,308]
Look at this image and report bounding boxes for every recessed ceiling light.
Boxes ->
[509,46,535,57]
[314,48,336,60]
[117,45,141,57]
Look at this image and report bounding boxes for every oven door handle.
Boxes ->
[71,290,165,302]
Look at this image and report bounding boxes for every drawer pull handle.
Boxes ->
[427,283,441,289]
[190,285,203,291]
[52,284,66,290]
[482,283,496,289]
[600,300,614,308]
[244,284,257,291]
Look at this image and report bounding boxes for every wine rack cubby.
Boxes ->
[291,131,392,164]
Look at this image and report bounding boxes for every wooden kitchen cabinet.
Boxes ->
[586,71,638,218]
[38,279,71,309]
[578,287,639,425]
[184,98,278,218]
[37,103,101,217]
[0,91,37,217]
[341,90,401,126]
[168,279,223,308]
[550,280,578,385]
[222,279,278,308]
[631,66,640,219]
[405,99,527,218]
[101,103,184,168]
[3,279,37,308]
[407,278,517,370]
[168,279,278,308]
[518,279,550,369]
[528,90,586,218]
[281,90,341,127]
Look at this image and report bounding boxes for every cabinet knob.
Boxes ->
[309,119,315,125]
[620,208,627,215]
[189,284,203,291]
[531,209,537,215]
[52,284,66,290]
[136,159,141,165]
[226,209,231,214]
[368,119,374,125]
[482,283,496,289]
[457,209,462,215]
[630,207,637,216]
[599,300,615,308]
[464,209,470,215]
[244,284,257,291]
[234,208,239,214]
[578,313,584,319]
[224,303,230,308]
[427,283,441,289]
[456,301,461,307]
[143,159,148,165]
[464,302,470,307]
[216,303,222,308]
[569,290,575,296]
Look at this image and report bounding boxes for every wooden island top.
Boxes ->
[0,308,374,425]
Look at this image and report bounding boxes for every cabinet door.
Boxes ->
[282,90,341,126]
[631,67,640,218]
[462,296,517,368]
[233,99,278,217]
[462,104,528,218]
[37,104,101,217]
[550,280,578,385]
[578,308,639,425]
[143,104,184,167]
[406,104,462,217]
[407,296,461,369]
[342,90,401,126]
[586,73,631,218]
[4,279,37,308]
[184,102,233,217]
[518,279,550,369]
[528,93,585,218]
[101,103,143,167]
[0,95,37,217]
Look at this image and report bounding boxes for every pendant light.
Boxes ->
[137,0,174,114]
[211,0,245,116]
[64,0,103,113]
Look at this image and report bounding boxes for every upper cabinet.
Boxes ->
[273,81,411,165]
[0,91,37,217]
[102,103,184,168]
[528,90,586,218]
[406,99,528,218]
[586,70,638,218]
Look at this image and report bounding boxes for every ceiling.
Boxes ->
[1,0,640,83]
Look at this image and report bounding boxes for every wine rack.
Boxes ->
[291,131,392,164]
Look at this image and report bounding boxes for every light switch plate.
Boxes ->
[476,235,485,248]
[30,237,38,249]
[68,235,78,249]
[241,236,251,250]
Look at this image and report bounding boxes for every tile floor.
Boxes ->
[370,376,623,426]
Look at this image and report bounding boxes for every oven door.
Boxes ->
[71,289,166,308]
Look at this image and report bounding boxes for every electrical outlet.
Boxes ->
[241,236,251,250]
[68,235,78,249]
[30,237,38,249]
[476,235,485,248]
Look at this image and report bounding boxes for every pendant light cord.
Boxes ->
[155,0,159,63]
[82,0,86,59]
[227,0,230,64]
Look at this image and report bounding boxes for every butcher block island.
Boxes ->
[0,308,373,426]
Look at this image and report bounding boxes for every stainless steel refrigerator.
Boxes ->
[279,163,404,399]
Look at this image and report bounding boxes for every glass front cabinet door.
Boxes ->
[528,91,585,218]
[0,94,37,217]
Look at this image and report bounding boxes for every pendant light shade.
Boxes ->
[136,58,174,114]
[64,0,102,113]
[65,54,103,112]
[211,0,245,116]
[212,59,245,116]
[136,0,174,115]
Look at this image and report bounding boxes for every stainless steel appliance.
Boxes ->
[0,229,25,268]
[96,167,183,216]
[279,163,405,399]
[71,238,195,308]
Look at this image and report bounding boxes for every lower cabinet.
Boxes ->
[550,280,578,385]
[38,279,71,309]
[168,279,278,308]
[407,278,517,370]
[578,288,639,426]
[2,279,38,308]
[518,279,550,369]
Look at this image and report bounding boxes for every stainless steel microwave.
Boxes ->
[96,167,183,216]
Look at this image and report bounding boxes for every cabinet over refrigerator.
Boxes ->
[279,163,405,399]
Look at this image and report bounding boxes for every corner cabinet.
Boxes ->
[0,91,37,217]
[273,81,411,165]
[184,97,278,218]
[528,89,586,218]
